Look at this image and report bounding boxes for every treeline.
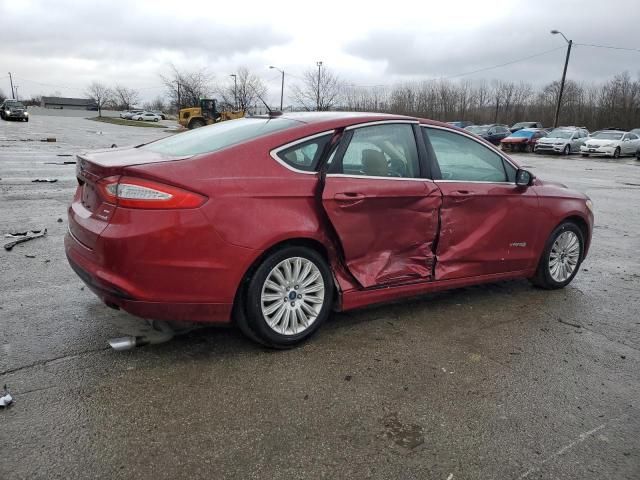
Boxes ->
[340,71,640,130]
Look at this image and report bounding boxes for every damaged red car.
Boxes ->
[65,112,594,347]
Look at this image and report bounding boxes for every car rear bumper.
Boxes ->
[65,201,260,324]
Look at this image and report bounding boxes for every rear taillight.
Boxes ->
[97,176,206,209]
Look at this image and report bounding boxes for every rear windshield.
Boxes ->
[142,117,299,156]
[591,131,623,140]
[511,130,535,138]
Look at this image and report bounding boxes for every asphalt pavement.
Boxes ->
[1,113,639,479]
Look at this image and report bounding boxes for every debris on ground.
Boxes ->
[56,154,73,157]
[0,385,13,408]
[24,254,36,258]
[31,178,58,183]
[558,318,582,329]
[3,229,47,251]
[111,144,117,148]
[41,137,57,142]
[57,218,63,223]
[44,161,75,165]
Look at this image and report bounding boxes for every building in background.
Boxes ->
[40,96,97,110]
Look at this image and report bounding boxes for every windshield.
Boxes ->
[466,126,489,134]
[547,129,574,139]
[511,130,535,138]
[142,117,300,156]
[511,122,531,129]
[6,101,24,108]
[591,131,623,140]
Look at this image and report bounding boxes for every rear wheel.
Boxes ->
[530,221,584,289]
[153,118,159,122]
[237,246,334,348]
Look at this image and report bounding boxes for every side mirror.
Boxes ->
[516,169,534,187]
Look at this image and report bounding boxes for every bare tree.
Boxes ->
[291,66,342,111]
[113,85,140,110]
[85,82,113,117]
[218,67,267,111]
[161,64,214,112]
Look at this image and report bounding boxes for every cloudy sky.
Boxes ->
[1,0,638,105]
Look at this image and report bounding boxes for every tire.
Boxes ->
[581,153,589,157]
[613,147,621,159]
[636,149,640,160]
[188,119,206,129]
[153,118,159,122]
[237,246,334,348]
[530,221,584,289]
[563,144,570,155]
[525,144,533,153]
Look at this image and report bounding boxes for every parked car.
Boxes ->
[500,128,547,153]
[121,110,143,120]
[447,121,473,128]
[151,110,167,120]
[1,99,29,122]
[580,130,640,158]
[131,112,161,122]
[465,124,511,144]
[66,112,594,348]
[535,127,589,155]
[510,121,543,132]
[629,128,640,137]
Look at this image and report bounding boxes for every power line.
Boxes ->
[575,43,640,53]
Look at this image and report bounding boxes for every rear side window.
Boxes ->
[338,124,420,178]
[142,118,299,156]
[276,134,332,172]
[424,128,511,182]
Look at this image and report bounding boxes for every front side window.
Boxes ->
[337,124,420,178]
[276,134,331,172]
[424,128,513,182]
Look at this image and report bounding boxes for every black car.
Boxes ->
[465,124,511,145]
[1,100,29,122]
[510,121,543,132]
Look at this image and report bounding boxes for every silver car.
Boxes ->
[535,127,589,155]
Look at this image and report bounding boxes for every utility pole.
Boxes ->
[8,72,15,99]
[230,74,238,110]
[551,30,573,128]
[269,66,285,111]
[316,61,323,111]
[176,81,181,110]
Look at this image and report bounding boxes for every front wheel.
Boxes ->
[563,144,570,155]
[530,222,584,289]
[237,246,334,348]
[613,147,621,158]
[153,118,159,122]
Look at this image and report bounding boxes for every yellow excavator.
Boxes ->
[178,99,244,129]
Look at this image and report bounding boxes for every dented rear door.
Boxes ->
[321,122,441,288]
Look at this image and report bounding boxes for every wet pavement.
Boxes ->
[1,114,639,479]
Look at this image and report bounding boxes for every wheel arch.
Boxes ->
[563,214,591,256]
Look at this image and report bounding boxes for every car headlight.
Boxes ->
[24,112,28,116]
[5,110,9,115]
[603,143,614,147]
[586,199,593,212]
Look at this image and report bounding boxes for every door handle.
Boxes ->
[335,192,366,201]
[450,190,474,197]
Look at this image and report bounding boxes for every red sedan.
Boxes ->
[66,112,593,347]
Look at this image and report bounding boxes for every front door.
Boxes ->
[422,126,540,280]
[322,123,441,288]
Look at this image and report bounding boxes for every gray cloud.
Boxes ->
[346,1,640,84]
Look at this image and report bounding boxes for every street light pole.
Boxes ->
[551,30,573,128]
[269,66,285,111]
[316,61,323,111]
[230,74,238,110]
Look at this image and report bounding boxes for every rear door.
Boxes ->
[422,126,540,280]
[322,122,441,288]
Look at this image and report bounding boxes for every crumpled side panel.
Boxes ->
[322,177,441,289]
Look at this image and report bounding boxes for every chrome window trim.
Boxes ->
[326,173,431,182]
[344,119,419,130]
[269,130,335,175]
[421,124,518,184]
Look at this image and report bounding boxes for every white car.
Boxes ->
[131,112,161,122]
[581,130,640,158]
[535,127,589,155]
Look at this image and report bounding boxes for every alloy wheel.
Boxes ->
[260,257,325,336]
[548,231,580,282]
